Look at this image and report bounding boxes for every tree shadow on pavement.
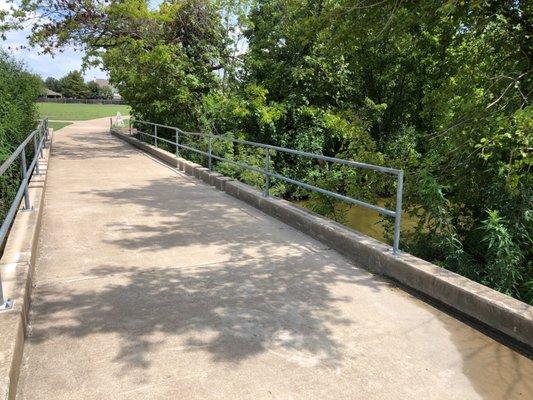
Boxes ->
[28,161,533,399]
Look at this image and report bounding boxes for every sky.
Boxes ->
[0,0,166,80]
[0,0,109,80]
[0,0,245,81]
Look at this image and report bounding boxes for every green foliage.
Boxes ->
[481,210,527,297]
[0,50,41,226]
[59,70,90,98]
[87,81,114,99]
[44,77,61,93]
[103,0,228,131]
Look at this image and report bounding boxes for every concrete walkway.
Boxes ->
[17,118,532,399]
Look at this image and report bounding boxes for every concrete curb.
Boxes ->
[0,129,53,400]
[111,129,533,349]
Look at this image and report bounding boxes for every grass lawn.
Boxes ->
[38,103,130,121]
[48,121,72,131]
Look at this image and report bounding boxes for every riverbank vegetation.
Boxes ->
[2,1,531,303]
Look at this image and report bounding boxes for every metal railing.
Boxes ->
[129,119,404,255]
[0,119,48,310]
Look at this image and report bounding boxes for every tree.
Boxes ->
[101,0,229,129]
[44,77,61,93]
[99,86,114,100]
[87,81,100,99]
[237,0,532,301]
[59,71,90,98]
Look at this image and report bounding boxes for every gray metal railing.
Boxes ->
[0,119,48,311]
[129,119,404,255]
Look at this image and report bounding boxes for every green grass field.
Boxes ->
[38,103,130,121]
[48,121,73,131]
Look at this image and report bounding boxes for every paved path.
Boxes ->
[17,118,532,399]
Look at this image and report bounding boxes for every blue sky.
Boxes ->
[2,31,107,80]
[0,0,111,80]
[0,0,243,80]
[0,0,164,79]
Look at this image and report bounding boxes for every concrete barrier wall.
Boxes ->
[0,131,53,400]
[111,129,533,350]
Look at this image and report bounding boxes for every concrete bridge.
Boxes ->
[2,118,532,399]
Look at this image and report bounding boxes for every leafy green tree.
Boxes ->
[99,86,114,100]
[87,81,114,99]
[103,0,228,129]
[44,77,61,93]
[59,71,90,98]
[87,81,101,99]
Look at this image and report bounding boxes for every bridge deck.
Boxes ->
[18,118,532,399]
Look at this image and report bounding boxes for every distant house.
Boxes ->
[94,78,111,89]
[44,88,62,98]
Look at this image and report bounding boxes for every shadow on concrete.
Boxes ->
[28,176,392,373]
[30,253,380,370]
[86,177,334,262]
[28,150,533,399]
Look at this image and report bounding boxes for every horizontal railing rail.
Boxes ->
[0,118,48,310]
[128,119,404,255]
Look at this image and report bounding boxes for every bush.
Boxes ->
[0,50,42,228]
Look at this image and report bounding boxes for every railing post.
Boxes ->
[263,148,270,197]
[129,118,132,136]
[39,122,44,158]
[44,118,48,141]
[20,148,31,210]
[175,129,179,157]
[154,125,158,147]
[392,170,404,255]
[33,133,40,175]
[208,135,213,171]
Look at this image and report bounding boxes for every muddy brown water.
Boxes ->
[297,198,417,243]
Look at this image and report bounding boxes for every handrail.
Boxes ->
[129,118,404,255]
[0,118,48,310]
